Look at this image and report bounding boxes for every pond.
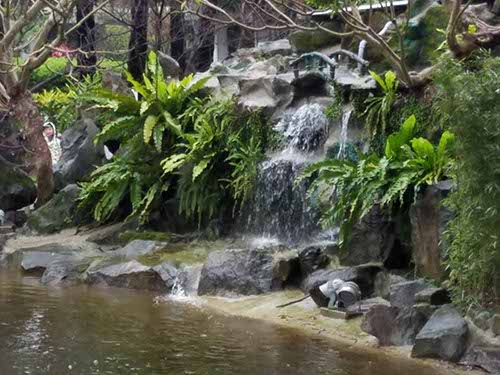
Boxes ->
[0,270,451,375]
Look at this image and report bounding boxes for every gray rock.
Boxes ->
[342,206,401,266]
[374,272,408,300]
[491,314,500,336]
[41,258,91,286]
[412,304,469,362]
[85,223,130,246]
[0,156,36,211]
[238,75,293,116]
[54,119,103,190]
[460,346,500,374]
[27,185,81,234]
[473,311,492,331]
[21,251,77,274]
[298,246,330,276]
[415,287,451,306]
[113,240,163,259]
[198,249,277,296]
[86,260,168,291]
[361,304,429,346]
[153,262,178,290]
[257,39,292,56]
[413,303,440,320]
[390,279,430,308]
[301,263,383,298]
[157,51,181,78]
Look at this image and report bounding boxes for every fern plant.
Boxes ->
[301,115,455,247]
[364,70,399,140]
[79,51,270,226]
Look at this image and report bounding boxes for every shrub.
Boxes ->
[434,54,500,306]
[301,115,455,247]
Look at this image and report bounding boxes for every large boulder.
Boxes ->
[373,271,408,300]
[412,304,469,362]
[410,181,453,281]
[20,251,77,274]
[342,206,404,267]
[301,263,383,298]
[390,279,430,308]
[26,184,81,234]
[0,156,36,211]
[198,248,284,296]
[85,260,168,292]
[361,304,429,346]
[54,118,103,190]
[41,258,92,286]
[257,39,292,57]
[415,287,451,306]
[152,262,178,290]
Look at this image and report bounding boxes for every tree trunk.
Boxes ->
[170,2,185,72]
[76,0,97,76]
[128,0,149,81]
[11,92,54,206]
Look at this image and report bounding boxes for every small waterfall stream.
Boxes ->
[244,103,332,244]
[170,264,203,299]
[336,108,353,160]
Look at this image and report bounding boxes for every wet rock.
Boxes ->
[27,184,81,234]
[86,260,168,291]
[0,156,36,211]
[361,304,429,346]
[198,249,277,296]
[257,39,292,56]
[113,240,163,259]
[20,251,77,274]
[491,314,500,336]
[390,279,430,308]
[85,222,131,246]
[373,271,408,300]
[41,258,92,286]
[412,304,468,362]
[342,206,399,266]
[238,75,293,116]
[54,119,103,190]
[415,287,451,306]
[301,263,383,298]
[273,251,301,289]
[413,303,440,320]
[298,246,330,276]
[152,262,178,290]
[460,346,500,373]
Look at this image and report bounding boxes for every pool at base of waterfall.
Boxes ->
[0,270,452,375]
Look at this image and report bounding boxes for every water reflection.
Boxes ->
[0,271,448,375]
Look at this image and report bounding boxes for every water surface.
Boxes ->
[0,270,450,375]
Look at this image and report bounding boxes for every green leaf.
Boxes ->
[143,115,159,144]
[384,70,397,91]
[192,158,210,181]
[411,137,435,160]
[468,24,477,34]
[161,153,187,175]
[140,101,151,115]
[370,70,387,91]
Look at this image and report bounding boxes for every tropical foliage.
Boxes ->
[434,54,500,305]
[78,52,270,225]
[301,115,455,247]
[363,70,399,141]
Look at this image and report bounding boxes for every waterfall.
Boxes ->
[336,109,352,160]
[170,264,203,299]
[244,103,330,244]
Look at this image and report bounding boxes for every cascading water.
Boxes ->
[336,108,353,160]
[244,103,331,244]
[170,264,203,299]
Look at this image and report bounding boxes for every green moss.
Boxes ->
[137,240,225,267]
[118,230,173,245]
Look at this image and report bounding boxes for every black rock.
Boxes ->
[415,287,452,306]
[0,156,36,211]
[41,258,91,286]
[298,246,330,276]
[460,346,500,373]
[390,279,430,308]
[412,304,469,362]
[361,304,429,346]
[198,249,276,296]
[153,262,178,291]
